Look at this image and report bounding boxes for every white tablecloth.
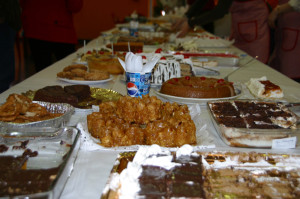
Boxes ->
[1,33,300,199]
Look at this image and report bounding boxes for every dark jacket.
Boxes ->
[20,0,83,44]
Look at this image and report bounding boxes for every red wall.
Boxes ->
[73,0,153,40]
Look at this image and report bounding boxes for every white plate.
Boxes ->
[57,76,113,85]
[153,83,242,105]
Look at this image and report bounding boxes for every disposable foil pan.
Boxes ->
[0,101,74,130]
[0,126,80,199]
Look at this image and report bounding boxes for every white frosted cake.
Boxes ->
[139,53,193,84]
[246,76,283,99]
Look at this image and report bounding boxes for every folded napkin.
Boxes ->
[118,52,160,73]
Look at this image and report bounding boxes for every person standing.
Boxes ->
[229,0,272,64]
[268,0,300,82]
[0,0,22,93]
[172,0,232,37]
[20,0,83,72]
[173,0,274,64]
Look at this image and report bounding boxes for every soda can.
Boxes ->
[125,72,151,97]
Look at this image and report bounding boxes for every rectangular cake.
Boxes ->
[208,100,299,147]
[101,145,300,199]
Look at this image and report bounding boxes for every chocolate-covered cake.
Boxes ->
[0,155,60,197]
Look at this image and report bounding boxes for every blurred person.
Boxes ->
[173,0,276,64]
[230,0,273,64]
[172,0,228,36]
[20,0,83,72]
[0,0,22,93]
[268,0,300,82]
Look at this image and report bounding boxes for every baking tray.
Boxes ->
[101,147,300,199]
[169,51,240,66]
[207,100,300,148]
[0,126,80,198]
[0,101,74,129]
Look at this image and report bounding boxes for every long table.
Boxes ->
[1,32,300,198]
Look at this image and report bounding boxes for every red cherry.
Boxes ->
[200,76,206,80]
[174,52,181,55]
[155,48,163,53]
[160,57,166,60]
[185,76,190,80]
[136,49,143,53]
[87,51,92,54]
[217,79,225,83]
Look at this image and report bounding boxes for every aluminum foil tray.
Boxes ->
[0,126,80,199]
[208,100,300,148]
[0,101,74,130]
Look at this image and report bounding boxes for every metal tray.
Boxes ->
[0,101,74,130]
[0,126,80,199]
[207,100,300,148]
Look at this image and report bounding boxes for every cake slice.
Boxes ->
[246,76,283,99]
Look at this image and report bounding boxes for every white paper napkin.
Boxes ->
[118,52,160,73]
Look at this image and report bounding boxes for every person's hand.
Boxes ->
[171,17,187,32]
[268,8,279,29]
[176,20,191,38]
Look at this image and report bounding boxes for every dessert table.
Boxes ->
[1,30,300,198]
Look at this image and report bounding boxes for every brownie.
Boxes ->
[34,85,78,106]
[137,154,206,199]
[64,85,91,101]
[0,156,27,171]
[0,167,60,196]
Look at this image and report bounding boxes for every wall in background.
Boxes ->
[73,0,154,40]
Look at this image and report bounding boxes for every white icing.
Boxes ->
[152,60,181,84]
[176,144,194,158]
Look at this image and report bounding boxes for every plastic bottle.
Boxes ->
[129,12,139,37]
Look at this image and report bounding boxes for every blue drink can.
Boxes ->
[126,72,151,97]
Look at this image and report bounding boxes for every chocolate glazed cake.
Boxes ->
[0,154,60,197]
[138,154,205,198]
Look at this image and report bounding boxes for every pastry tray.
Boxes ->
[0,101,74,129]
[0,126,80,199]
[101,149,300,199]
[207,100,300,148]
